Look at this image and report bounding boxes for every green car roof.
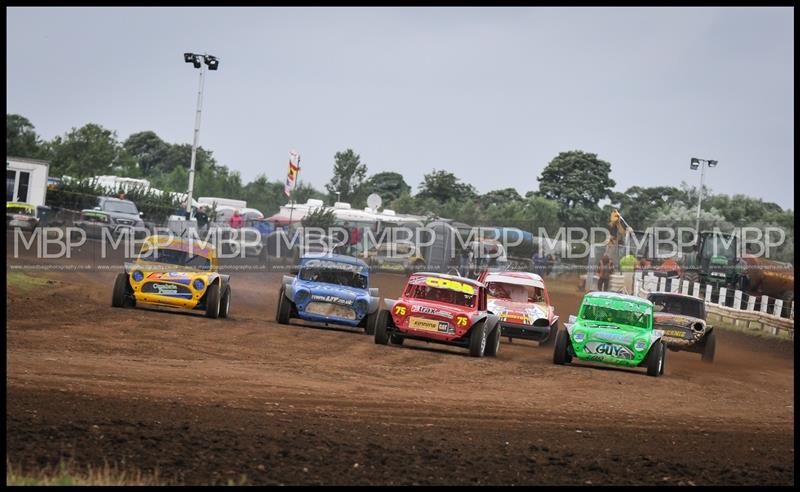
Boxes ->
[582,291,652,314]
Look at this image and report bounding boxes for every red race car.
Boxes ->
[479,271,560,346]
[373,272,501,357]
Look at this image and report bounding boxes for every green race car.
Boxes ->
[553,292,667,377]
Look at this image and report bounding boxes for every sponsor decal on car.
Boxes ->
[498,310,532,324]
[408,316,444,332]
[145,272,192,285]
[411,305,454,318]
[303,259,365,274]
[410,276,475,295]
[592,330,634,344]
[583,342,634,360]
[310,294,354,305]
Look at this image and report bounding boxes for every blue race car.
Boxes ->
[276,254,380,334]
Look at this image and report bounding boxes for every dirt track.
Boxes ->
[5,249,795,484]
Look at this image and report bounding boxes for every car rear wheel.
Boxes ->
[484,319,501,357]
[646,341,666,377]
[553,327,572,365]
[111,273,134,308]
[205,282,221,319]
[219,286,231,319]
[701,330,716,363]
[540,320,559,347]
[374,309,390,345]
[276,287,291,325]
[468,321,488,357]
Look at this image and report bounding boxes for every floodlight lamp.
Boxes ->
[205,56,219,71]
[708,160,718,167]
[184,53,195,63]
[690,158,700,170]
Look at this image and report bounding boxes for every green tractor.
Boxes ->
[681,231,741,292]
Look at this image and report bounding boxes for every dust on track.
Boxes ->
[6,255,795,485]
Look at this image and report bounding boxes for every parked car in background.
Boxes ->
[96,196,146,238]
[6,202,39,232]
[73,209,115,239]
[363,242,426,275]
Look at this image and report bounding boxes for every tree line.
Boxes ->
[7,113,794,262]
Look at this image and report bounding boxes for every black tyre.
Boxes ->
[646,340,665,377]
[390,334,405,345]
[364,309,378,336]
[484,319,501,357]
[276,287,291,325]
[374,309,390,345]
[205,281,221,319]
[553,328,572,365]
[540,320,559,347]
[219,286,231,319]
[468,321,488,358]
[111,272,133,308]
[701,329,716,363]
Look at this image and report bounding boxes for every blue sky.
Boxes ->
[6,7,794,209]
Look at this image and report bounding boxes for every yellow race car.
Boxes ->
[111,235,231,318]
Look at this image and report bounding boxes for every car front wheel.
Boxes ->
[219,285,231,319]
[276,287,291,325]
[484,319,501,357]
[701,330,716,363]
[646,340,666,377]
[468,321,488,358]
[205,282,221,319]
[111,273,135,308]
[374,309,390,345]
[553,328,572,365]
[364,309,378,336]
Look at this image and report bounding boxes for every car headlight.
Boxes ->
[193,278,205,290]
[354,298,368,313]
[573,331,586,343]
[295,289,310,302]
[132,270,144,282]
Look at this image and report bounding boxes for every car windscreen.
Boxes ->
[650,295,703,318]
[580,305,650,329]
[139,247,211,270]
[104,200,138,214]
[299,267,367,289]
[486,281,543,303]
[404,283,475,308]
[7,206,34,216]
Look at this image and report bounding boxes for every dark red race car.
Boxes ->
[373,272,501,357]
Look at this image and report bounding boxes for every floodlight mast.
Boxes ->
[690,157,718,235]
[183,52,219,215]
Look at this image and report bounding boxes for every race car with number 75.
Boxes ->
[374,272,501,358]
